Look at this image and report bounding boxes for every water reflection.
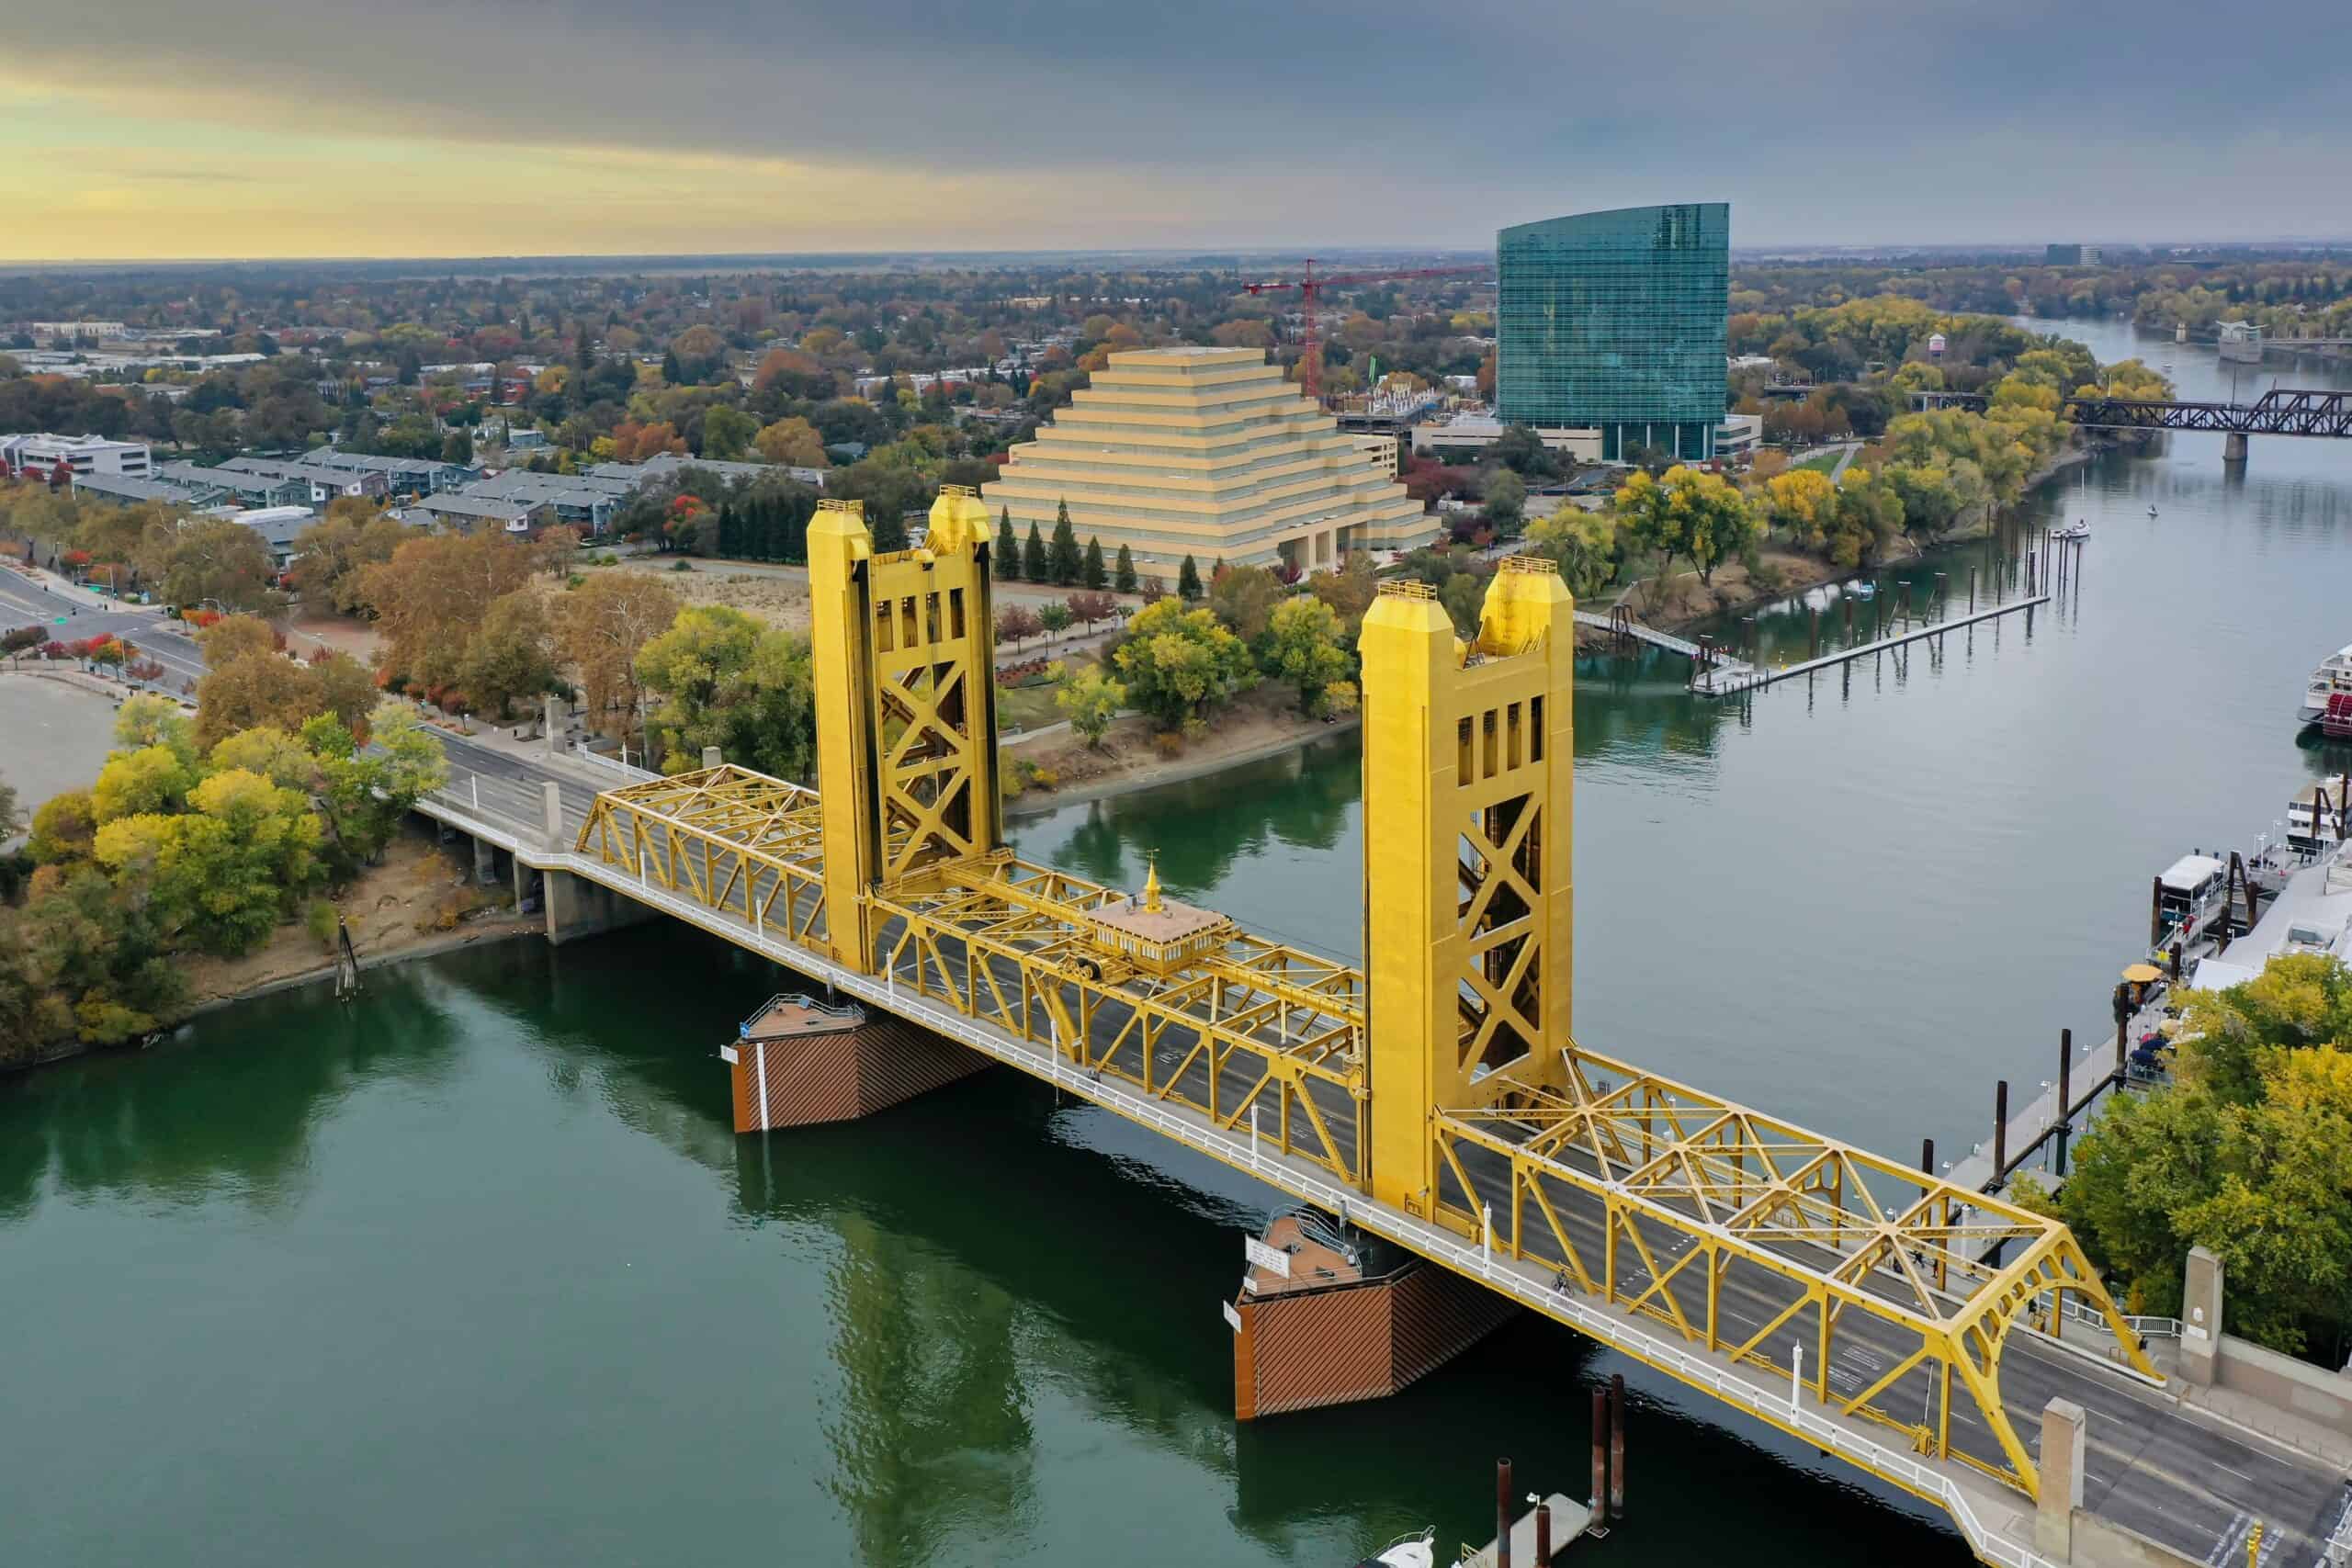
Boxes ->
[0,967,467,1219]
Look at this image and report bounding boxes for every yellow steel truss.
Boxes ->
[869,855,1366,1180]
[574,764,830,947]
[1429,1041,2157,1494]
[559,540,2157,1506]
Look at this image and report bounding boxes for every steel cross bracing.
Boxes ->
[572,761,2160,1499]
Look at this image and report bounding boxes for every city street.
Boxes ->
[0,568,209,687]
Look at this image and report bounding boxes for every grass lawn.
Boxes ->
[1790,449,1843,475]
[996,680,1062,732]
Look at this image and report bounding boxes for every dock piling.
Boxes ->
[1809,606,1819,659]
[1496,1457,1514,1568]
[2055,1030,2074,1177]
[1969,566,1978,612]
[1921,1136,1934,1176]
[1589,1388,1610,1528]
[1608,1373,1626,1518]
[1993,1079,2009,1182]
[1534,1501,1553,1564]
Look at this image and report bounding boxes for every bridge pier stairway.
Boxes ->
[1230,1213,1514,1421]
[724,995,986,1134]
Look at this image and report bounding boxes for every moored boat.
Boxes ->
[2297,643,2352,727]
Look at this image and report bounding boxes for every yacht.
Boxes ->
[2054,519,2090,541]
[2289,776,2351,855]
[2297,643,2352,728]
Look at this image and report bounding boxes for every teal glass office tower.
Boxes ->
[1496,203,1729,462]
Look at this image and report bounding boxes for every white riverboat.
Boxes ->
[2297,642,2352,728]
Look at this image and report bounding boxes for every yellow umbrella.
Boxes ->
[2121,963,2165,984]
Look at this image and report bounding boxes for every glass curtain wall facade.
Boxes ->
[1496,203,1729,463]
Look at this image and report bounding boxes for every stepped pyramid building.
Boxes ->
[981,347,1434,586]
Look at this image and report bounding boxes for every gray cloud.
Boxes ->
[46,0,2352,245]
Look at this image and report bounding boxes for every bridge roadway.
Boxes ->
[413,742,2349,1568]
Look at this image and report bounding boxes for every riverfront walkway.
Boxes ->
[407,738,2352,1568]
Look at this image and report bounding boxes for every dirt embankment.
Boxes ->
[1002,683,1356,817]
[175,830,539,1013]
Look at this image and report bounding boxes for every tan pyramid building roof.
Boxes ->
[980,346,1435,586]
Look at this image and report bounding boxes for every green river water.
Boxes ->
[7,319,2352,1565]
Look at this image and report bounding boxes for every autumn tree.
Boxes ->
[293,502,408,615]
[141,516,281,612]
[1066,591,1118,629]
[633,605,816,779]
[1264,597,1352,715]
[358,530,537,689]
[1110,599,1254,730]
[994,604,1042,648]
[753,415,829,468]
[197,614,277,668]
[1052,661,1125,748]
[1307,553,1380,639]
[458,590,555,717]
[1208,564,1283,644]
[194,649,329,749]
[553,571,681,748]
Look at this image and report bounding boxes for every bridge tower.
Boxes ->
[807,488,1003,972]
[1358,558,1576,1224]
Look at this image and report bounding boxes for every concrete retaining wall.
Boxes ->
[2216,1334,2352,1433]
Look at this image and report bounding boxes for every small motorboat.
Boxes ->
[2055,520,2090,541]
[2147,505,2160,518]
[1354,1529,1437,1568]
[1848,580,1877,600]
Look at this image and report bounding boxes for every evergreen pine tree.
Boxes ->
[1114,542,1138,594]
[1081,536,1107,591]
[996,507,1018,580]
[661,347,683,384]
[1047,501,1081,585]
[1023,522,1048,581]
[1178,554,1203,601]
[717,502,741,559]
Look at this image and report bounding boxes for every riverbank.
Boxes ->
[1003,685,1360,819]
[4,830,541,1076]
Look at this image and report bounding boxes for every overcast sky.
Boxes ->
[4,0,2343,261]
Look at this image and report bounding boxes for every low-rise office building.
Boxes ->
[1,432,153,479]
[982,346,1432,582]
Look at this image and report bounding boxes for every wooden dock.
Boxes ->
[1580,594,2052,698]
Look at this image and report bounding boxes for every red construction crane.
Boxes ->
[1241,259,1491,400]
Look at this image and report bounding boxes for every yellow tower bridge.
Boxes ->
[496,485,2335,1568]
